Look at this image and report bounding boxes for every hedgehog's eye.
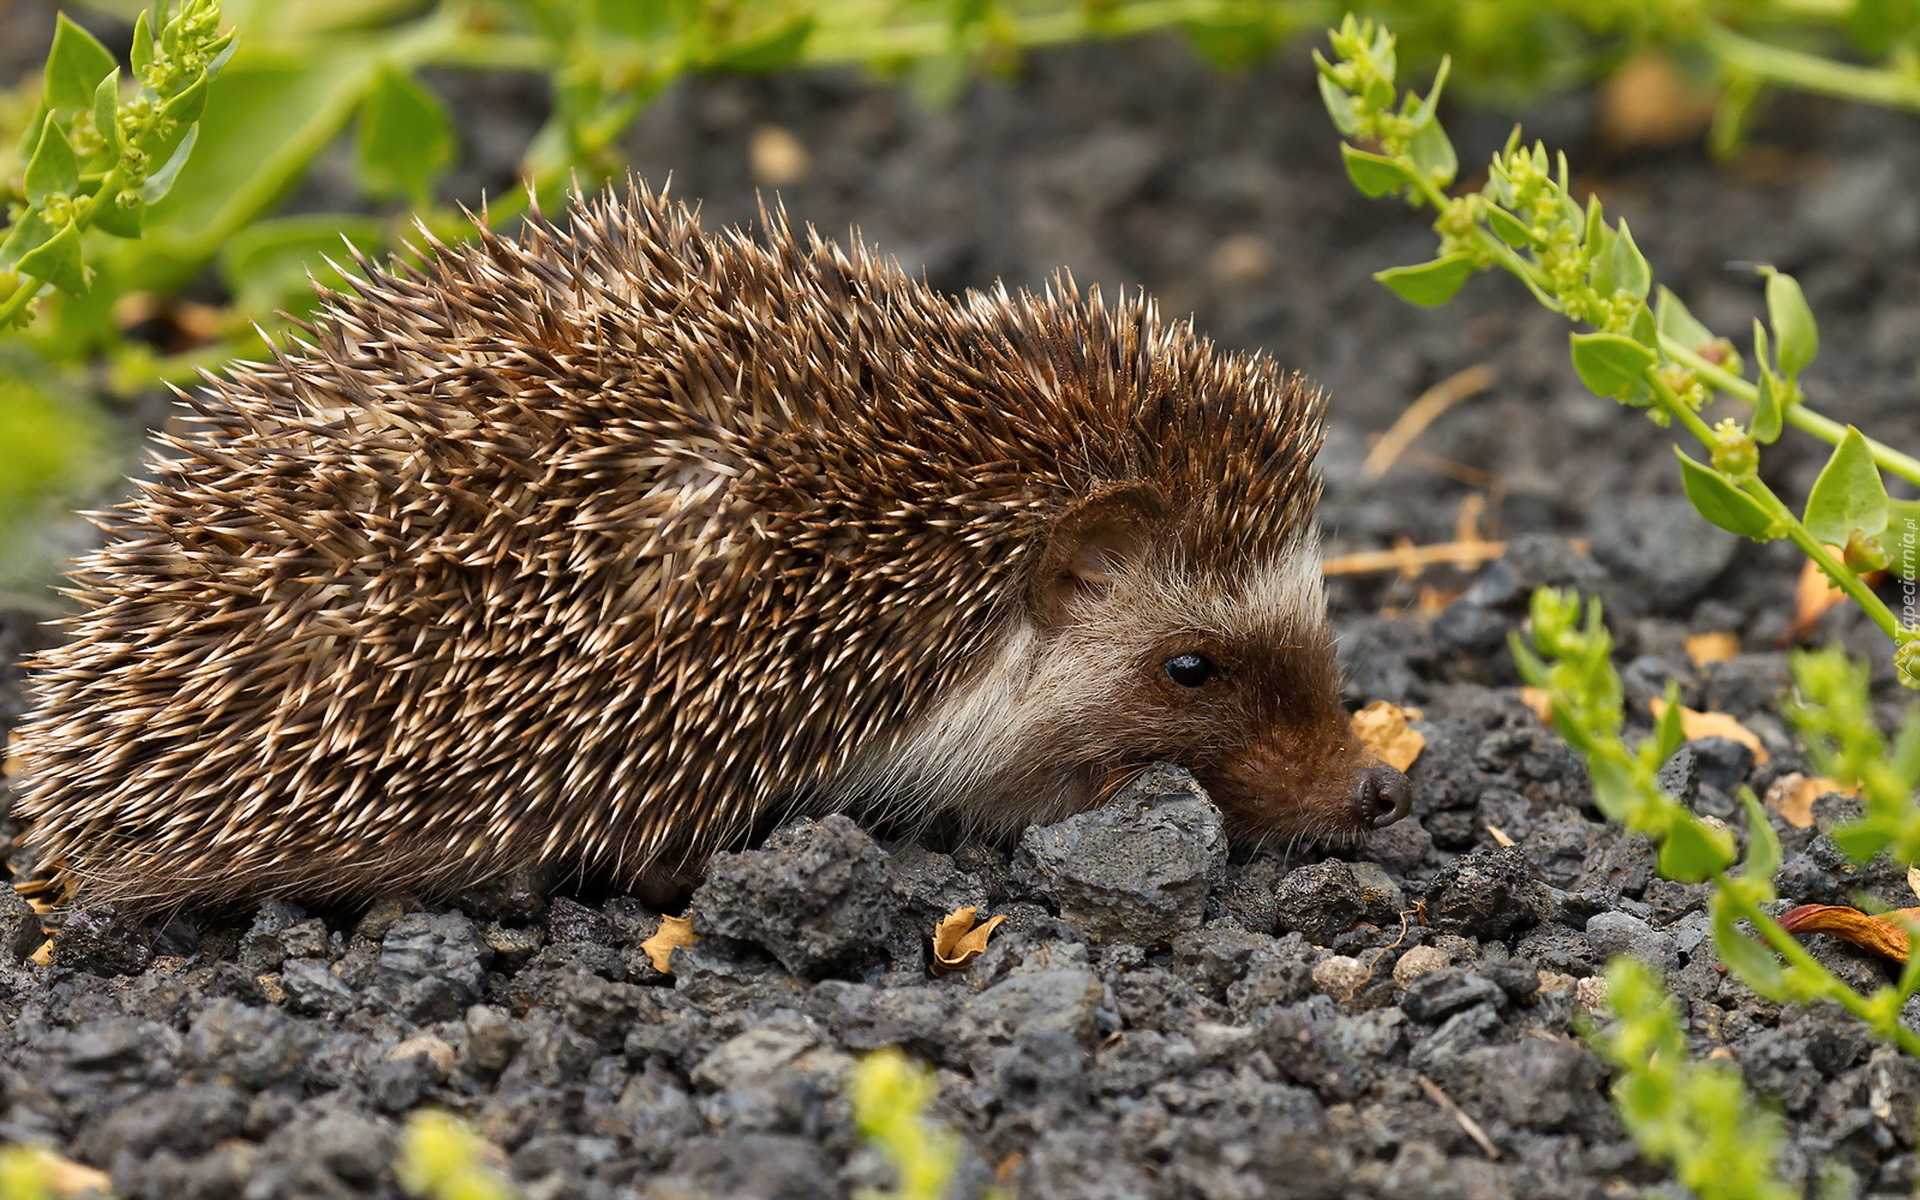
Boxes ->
[1163,653,1214,688]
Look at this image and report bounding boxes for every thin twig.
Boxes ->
[1362,364,1498,478]
[1417,1074,1501,1160]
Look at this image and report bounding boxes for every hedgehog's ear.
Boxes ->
[1031,484,1166,624]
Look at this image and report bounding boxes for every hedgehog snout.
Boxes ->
[1352,761,1412,829]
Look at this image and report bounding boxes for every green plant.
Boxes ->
[395,1110,519,1200]
[850,1048,965,1200]
[1319,14,1920,686]
[1595,957,1799,1200]
[0,1,233,329]
[1516,588,1920,1058]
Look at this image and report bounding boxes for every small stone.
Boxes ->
[1584,910,1678,972]
[958,970,1103,1049]
[389,1035,457,1077]
[239,900,307,973]
[1574,975,1610,1015]
[1274,860,1405,944]
[53,904,155,976]
[1310,954,1370,1000]
[694,815,894,979]
[0,885,44,963]
[1392,945,1449,989]
[1399,968,1504,1023]
[378,912,492,1023]
[281,959,355,1016]
[465,1005,522,1073]
[1012,764,1228,944]
[1424,845,1554,939]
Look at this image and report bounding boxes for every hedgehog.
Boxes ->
[9,183,1410,911]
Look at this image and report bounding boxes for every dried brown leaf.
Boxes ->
[930,906,1005,976]
[1518,686,1553,724]
[1792,558,1850,639]
[1684,631,1740,668]
[1780,903,1920,962]
[641,913,700,974]
[1351,701,1426,772]
[1763,772,1854,830]
[1648,697,1771,765]
[1598,51,1717,148]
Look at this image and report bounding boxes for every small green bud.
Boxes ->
[1844,530,1890,574]
[1895,640,1920,691]
[1710,419,1759,479]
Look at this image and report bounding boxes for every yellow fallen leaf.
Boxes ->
[1780,904,1920,963]
[1519,687,1553,724]
[1763,772,1854,829]
[930,906,1005,977]
[28,940,51,967]
[0,1146,112,1199]
[1684,631,1740,668]
[1792,558,1852,639]
[1486,825,1515,847]
[641,913,700,974]
[1351,701,1426,772]
[1648,697,1771,765]
[1598,50,1717,148]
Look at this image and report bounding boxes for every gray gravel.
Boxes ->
[5,7,1920,1198]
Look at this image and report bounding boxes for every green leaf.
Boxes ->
[137,124,198,205]
[1753,370,1784,445]
[1610,219,1651,301]
[91,68,122,158]
[1315,64,1364,136]
[1762,268,1819,377]
[1486,205,1532,248]
[1569,331,1655,396]
[1804,427,1890,547]
[144,55,368,253]
[1653,685,1686,761]
[1711,896,1787,999]
[218,213,387,318]
[356,67,457,204]
[707,13,815,71]
[1374,253,1476,307]
[1657,813,1735,881]
[1739,788,1780,882]
[129,9,154,80]
[1654,286,1714,352]
[1408,118,1456,188]
[0,209,57,270]
[1339,145,1410,198]
[44,14,118,111]
[16,219,88,296]
[23,116,81,203]
[91,191,143,239]
[1675,447,1779,539]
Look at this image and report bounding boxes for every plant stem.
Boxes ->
[1725,884,1920,1057]
[1701,22,1920,112]
[1664,338,1920,488]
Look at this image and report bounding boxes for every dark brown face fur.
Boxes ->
[1127,634,1406,844]
[1005,487,1409,844]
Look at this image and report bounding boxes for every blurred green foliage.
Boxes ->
[5,0,1920,600]
[1596,958,1799,1200]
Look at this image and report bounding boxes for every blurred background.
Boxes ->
[2,0,1918,704]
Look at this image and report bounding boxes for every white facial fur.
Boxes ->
[823,535,1328,832]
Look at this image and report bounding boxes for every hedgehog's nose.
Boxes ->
[1353,763,1412,829]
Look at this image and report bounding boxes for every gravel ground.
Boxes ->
[6,7,1920,1199]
